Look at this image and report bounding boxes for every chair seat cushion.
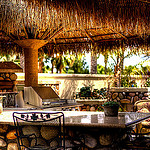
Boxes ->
[137,108,150,122]
[141,121,150,127]
[137,108,150,113]
[137,102,150,111]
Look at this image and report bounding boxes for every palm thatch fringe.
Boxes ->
[1,0,149,36]
[0,0,149,55]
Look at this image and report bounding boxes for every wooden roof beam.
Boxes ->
[0,30,16,41]
[107,27,128,40]
[138,0,150,3]
[47,27,64,41]
[48,35,139,45]
[64,27,109,33]
[56,32,118,40]
[53,38,57,44]
[83,29,95,43]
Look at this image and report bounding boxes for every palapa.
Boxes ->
[0,0,149,55]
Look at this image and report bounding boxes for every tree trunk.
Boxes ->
[120,49,124,75]
[38,56,44,73]
[104,54,108,74]
[90,44,97,74]
[51,65,54,73]
[20,52,25,72]
[120,51,124,87]
[51,57,55,74]
[114,55,121,87]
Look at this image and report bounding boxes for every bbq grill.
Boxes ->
[24,86,81,110]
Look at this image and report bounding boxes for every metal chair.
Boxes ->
[122,100,150,149]
[13,112,65,150]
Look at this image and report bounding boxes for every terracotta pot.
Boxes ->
[103,105,119,117]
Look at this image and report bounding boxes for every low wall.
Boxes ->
[16,73,148,99]
[75,87,150,112]
[0,111,129,149]
[109,87,150,112]
[0,124,126,150]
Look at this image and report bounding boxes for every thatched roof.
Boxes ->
[0,0,150,55]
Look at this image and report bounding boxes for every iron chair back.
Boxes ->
[13,111,65,150]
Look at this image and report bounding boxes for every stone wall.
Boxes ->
[109,87,150,112]
[0,124,127,150]
[76,88,150,112]
[0,124,18,150]
[0,124,63,150]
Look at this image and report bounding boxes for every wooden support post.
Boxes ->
[24,47,38,87]
[14,39,48,87]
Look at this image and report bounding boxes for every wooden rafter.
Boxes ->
[53,38,57,44]
[83,29,95,43]
[40,28,49,40]
[64,27,108,33]
[43,29,55,40]
[137,0,150,3]
[47,27,64,41]
[0,30,15,41]
[61,33,67,43]
[75,0,95,43]
[91,29,104,40]
[48,35,139,45]
[56,32,118,40]
[107,27,128,40]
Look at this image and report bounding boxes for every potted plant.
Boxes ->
[102,101,120,117]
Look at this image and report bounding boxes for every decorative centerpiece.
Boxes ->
[102,101,120,117]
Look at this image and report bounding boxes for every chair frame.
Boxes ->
[134,99,150,112]
[13,111,65,150]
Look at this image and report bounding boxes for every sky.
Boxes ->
[84,53,148,71]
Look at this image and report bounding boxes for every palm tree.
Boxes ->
[90,43,97,74]
[109,47,137,87]
[104,53,109,74]
[38,55,45,73]
[20,53,25,72]
[50,54,65,73]
[70,54,89,74]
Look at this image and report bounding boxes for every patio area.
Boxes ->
[0,0,150,149]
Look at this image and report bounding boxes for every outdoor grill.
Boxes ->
[24,86,79,109]
[24,86,62,107]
